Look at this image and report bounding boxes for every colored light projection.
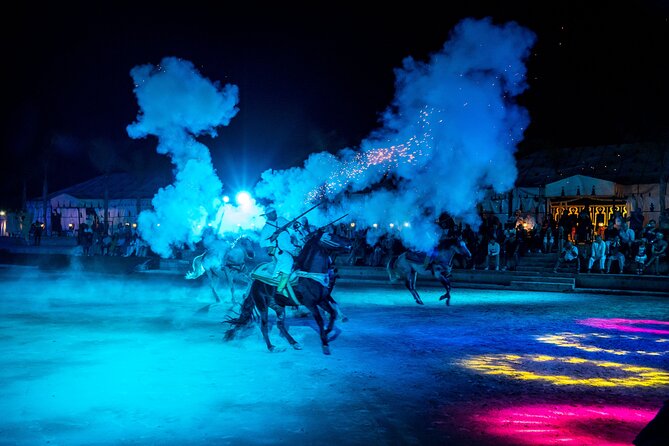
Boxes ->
[471,404,656,446]
[578,318,669,335]
[536,332,669,356]
[459,354,669,387]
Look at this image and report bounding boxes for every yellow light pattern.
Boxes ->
[536,332,669,356]
[459,354,669,387]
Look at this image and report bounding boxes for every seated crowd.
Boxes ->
[335,210,668,276]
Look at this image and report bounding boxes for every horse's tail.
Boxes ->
[185,252,207,280]
[222,287,257,341]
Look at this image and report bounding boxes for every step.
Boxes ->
[509,281,575,292]
[511,275,576,284]
[516,265,559,272]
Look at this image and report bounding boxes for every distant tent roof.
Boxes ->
[516,142,669,186]
[36,172,172,201]
[545,174,616,197]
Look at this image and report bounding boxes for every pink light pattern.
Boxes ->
[472,404,655,445]
[578,318,669,335]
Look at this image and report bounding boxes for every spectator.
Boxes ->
[629,206,645,238]
[472,233,487,270]
[576,208,593,243]
[603,219,619,242]
[502,232,520,271]
[605,236,625,274]
[543,225,555,254]
[642,220,658,243]
[554,240,580,274]
[31,221,43,246]
[645,232,667,275]
[587,235,606,273]
[484,237,500,271]
[633,238,648,275]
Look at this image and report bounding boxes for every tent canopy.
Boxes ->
[546,174,616,197]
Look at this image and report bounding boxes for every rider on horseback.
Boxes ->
[259,207,301,305]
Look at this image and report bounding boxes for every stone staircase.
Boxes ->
[510,252,576,292]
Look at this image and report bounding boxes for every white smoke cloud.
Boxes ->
[127,57,264,258]
[253,18,536,251]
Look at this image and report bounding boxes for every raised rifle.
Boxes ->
[267,201,323,243]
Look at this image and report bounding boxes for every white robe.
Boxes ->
[260,217,299,277]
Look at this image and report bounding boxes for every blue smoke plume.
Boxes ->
[127,57,264,258]
[254,18,536,251]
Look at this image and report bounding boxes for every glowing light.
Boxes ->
[306,108,434,202]
[469,404,656,446]
[372,223,378,228]
[459,354,669,387]
[0,210,5,216]
[235,191,252,207]
[222,195,230,203]
[350,222,356,228]
[389,223,395,228]
[578,318,669,335]
[403,222,410,228]
[132,223,137,228]
[536,332,669,356]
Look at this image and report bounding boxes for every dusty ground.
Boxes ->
[0,265,667,445]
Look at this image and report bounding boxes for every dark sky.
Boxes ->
[1,1,668,209]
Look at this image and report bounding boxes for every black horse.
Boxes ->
[387,237,472,305]
[223,230,351,355]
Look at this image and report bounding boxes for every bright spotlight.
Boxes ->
[403,222,410,227]
[372,223,378,228]
[389,223,395,228]
[222,195,230,203]
[235,191,252,206]
[350,222,356,228]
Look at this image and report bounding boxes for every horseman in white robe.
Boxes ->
[259,207,300,304]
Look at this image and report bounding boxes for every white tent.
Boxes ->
[546,174,617,197]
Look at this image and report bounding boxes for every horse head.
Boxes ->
[233,235,256,260]
[294,230,350,273]
[319,231,352,254]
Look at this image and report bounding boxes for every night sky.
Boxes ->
[1,1,668,210]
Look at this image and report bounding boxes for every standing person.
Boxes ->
[554,240,580,274]
[576,207,593,243]
[629,206,645,238]
[502,232,520,271]
[543,225,555,254]
[259,207,300,304]
[633,238,648,275]
[645,232,667,275]
[484,237,500,271]
[32,221,43,246]
[587,235,606,273]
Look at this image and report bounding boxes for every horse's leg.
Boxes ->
[306,304,331,355]
[405,270,423,305]
[207,270,222,303]
[329,294,348,322]
[437,271,452,306]
[319,298,338,336]
[222,268,236,304]
[270,303,302,350]
[259,305,282,353]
